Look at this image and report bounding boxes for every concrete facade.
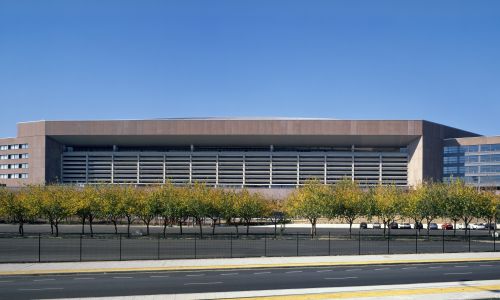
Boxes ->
[0,119,478,190]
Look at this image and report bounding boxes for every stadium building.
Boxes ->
[0,118,485,195]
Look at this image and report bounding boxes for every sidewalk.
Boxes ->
[1,252,499,276]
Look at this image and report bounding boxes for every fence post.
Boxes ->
[79,234,82,262]
[468,228,471,253]
[119,233,122,261]
[296,232,299,256]
[264,232,267,257]
[358,230,361,255]
[230,233,233,258]
[442,230,445,253]
[194,233,197,259]
[328,232,331,256]
[415,229,418,254]
[387,229,390,255]
[38,233,41,263]
[157,233,161,260]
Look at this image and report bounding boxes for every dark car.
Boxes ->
[359,222,368,229]
[441,223,453,230]
[429,223,438,230]
[414,222,424,230]
[485,223,497,230]
[389,222,399,229]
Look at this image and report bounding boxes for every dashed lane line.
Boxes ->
[324,276,358,280]
[444,272,472,275]
[316,270,332,273]
[186,274,205,277]
[150,275,170,278]
[73,277,95,280]
[112,276,133,279]
[374,268,389,271]
[18,287,64,291]
[184,281,223,285]
[33,278,55,282]
[345,269,362,272]
[285,271,302,274]
[220,273,239,276]
[254,272,271,275]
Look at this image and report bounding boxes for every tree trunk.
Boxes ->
[349,222,353,239]
[246,221,250,235]
[146,221,150,236]
[18,220,24,236]
[163,218,168,237]
[179,221,183,235]
[50,219,54,235]
[453,220,457,236]
[426,221,431,239]
[112,220,118,234]
[198,218,203,238]
[81,217,86,235]
[127,216,131,237]
[55,221,59,237]
[212,218,216,235]
[89,215,94,237]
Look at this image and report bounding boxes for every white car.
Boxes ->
[472,223,486,230]
[399,223,411,229]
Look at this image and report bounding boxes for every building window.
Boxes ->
[443,156,458,164]
[465,155,479,163]
[444,166,458,174]
[20,173,28,179]
[0,145,7,151]
[444,146,459,154]
[0,174,7,179]
[8,154,19,159]
[461,145,479,153]
[21,163,28,169]
[480,144,500,152]
[20,144,29,149]
[0,155,7,160]
[465,166,479,174]
[0,164,7,170]
[20,153,29,159]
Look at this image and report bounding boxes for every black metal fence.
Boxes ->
[0,230,497,263]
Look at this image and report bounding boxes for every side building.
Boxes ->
[443,136,500,190]
[0,119,478,196]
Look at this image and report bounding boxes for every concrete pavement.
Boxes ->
[1,252,500,276]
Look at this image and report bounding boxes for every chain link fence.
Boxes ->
[0,230,497,263]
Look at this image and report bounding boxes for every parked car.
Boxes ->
[429,223,438,230]
[441,223,453,230]
[485,223,497,230]
[472,223,486,230]
[414,222,424,230]
[400,223,411,229]
[372,222,381,229]
[389,222,399,229]
[359,222,368,229]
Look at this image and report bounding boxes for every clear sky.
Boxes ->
[1,1,499,137]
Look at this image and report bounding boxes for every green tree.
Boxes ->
[117,185,140,237]
[186,183,210,238]
[333,179,367,238]
[100,185,123,234]
[286,179,329,237]
[0,188,38,236]
[371,183,403,237]
[39,185,74,236]
[135,187,160,236]
[446,179,479,236]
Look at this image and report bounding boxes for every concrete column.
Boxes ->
[163,154,166,184]
[379,154,382,183]
[269,153,273,189]
[242,154,246,188]
[85,153,89,184]
[136,154,140,184]
[215,154,219,187]
[111,154,114,184]
[324,154,327,184]
[407,137,423,187]
[296,154,300,187]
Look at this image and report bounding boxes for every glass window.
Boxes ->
[480,165,500,173]
[461,145,479,153]
[444,146,459,154]
[444,166,458,174]
[0,164,7,170]
[443,156,458,164]
[0,174,7,179]
[20,173,28,179]
[465,155,479,163]
[20,144,29,149]
[0,155,7,160]
[465,166,479,174]
[0,145,7,151]
[464,176,479,184]
[20,153,29,159]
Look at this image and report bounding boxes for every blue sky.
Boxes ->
[0,1,499,137]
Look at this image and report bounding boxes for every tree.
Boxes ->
[205,188,223,235]
[219,189,240,235]
[114,185,139,237]
[333,179,367,238]
[72,185,102,237]
[0,188,38,236]
[100,185,123,234]
[186,183,210,238]
[286,179,328,237]
[237,189,268,235]
[371,183,403,237]
[156,182,180,237]
[475,191,497,235]
[446,179,479,236]
[268,197,286,237]
[39,185,74,236]
[134,186,160,236]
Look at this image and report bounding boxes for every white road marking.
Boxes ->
[428,266,442,269]
[34,278,55,282]
[0,280,14,283]
[220,273,238,276]
[402,267,416,270]
[73,277,95,280]
[186,274,205,277]
[444,272,472,275]
[325,276,358,280]
[184,282,222,285]
[19,287,64,291]
[480,265,493,267]
[346,269,362,272]
[455,265,468,268]
[374,268,390,271]
[254,272,271,275]
[285,271,302,274]
[316,270,332,273]
[150,275,170,278]
[112,276,133,279]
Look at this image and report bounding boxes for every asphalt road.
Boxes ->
[0,261,499,299]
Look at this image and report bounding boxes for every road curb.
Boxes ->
[1,256,500,276]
